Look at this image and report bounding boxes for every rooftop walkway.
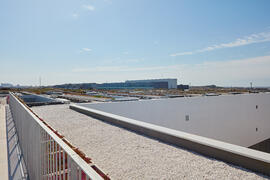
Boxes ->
[0,97,28,180]
[0,98,8,179]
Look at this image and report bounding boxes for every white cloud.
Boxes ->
[83,5,95,11]
[72,55,270,86]
[170,51,193,57]
[179,55,270,86]
[82,48,92,52]
[79,48,92,53]
[171,31,270,56]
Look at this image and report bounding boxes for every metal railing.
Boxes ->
[9,93,107,180]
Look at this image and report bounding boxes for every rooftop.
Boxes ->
[31,104,268,179]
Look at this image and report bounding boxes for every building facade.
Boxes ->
[54,79,178,89]
[126,79,177,89]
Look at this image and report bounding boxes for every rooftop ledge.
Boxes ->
[70,104,270,176]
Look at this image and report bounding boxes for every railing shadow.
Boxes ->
[6,106,29,180]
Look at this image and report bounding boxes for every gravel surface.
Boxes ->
[31,104,269,180]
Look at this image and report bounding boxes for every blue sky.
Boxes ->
[1,0,270,86]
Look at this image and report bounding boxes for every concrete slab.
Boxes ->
[0,98,8,180]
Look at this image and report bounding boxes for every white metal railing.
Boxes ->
[9,93,107,180]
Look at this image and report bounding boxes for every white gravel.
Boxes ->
[31,104,269,180]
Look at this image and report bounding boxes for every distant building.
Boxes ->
[126,78,177,89]
[1,83,13,88]
[54,78,178,90]
[95,81,169,89]
[177,84,189,90]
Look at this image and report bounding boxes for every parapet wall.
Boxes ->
[70,103,270,177]
[79,93,270,147]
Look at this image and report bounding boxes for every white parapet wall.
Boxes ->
[70,102,270,176]
[78,93,270,147]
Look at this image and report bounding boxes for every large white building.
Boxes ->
[126,78,177,89]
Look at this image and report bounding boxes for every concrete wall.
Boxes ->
[70,103,270,177]
[80,93,270,147]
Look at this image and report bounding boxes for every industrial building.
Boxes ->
[96,78,177,89]
[126,78,177,89]
[54,78,178,90]
[94,81,168,89]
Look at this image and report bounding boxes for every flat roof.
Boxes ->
[31,104,268,179]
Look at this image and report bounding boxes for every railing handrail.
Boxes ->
[9,92,106,180]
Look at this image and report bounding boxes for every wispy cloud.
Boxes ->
[72,66,165,73]
[170,51,193,57]
[83,5,95,11]
[82,48,92,52]
[72,55,270,86]
[79,48,92,53]
[171,31,270,56]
